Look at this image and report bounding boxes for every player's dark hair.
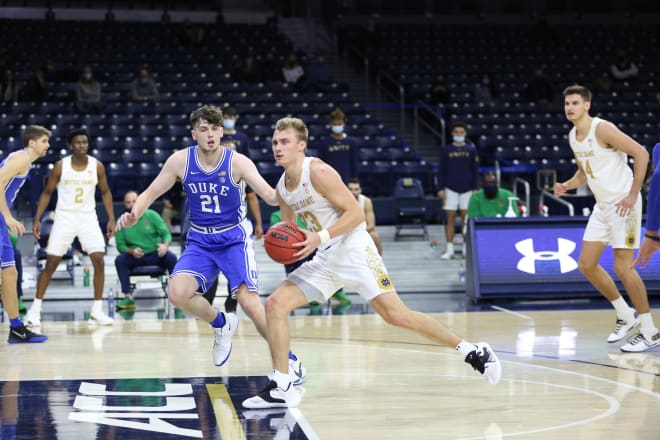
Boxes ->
[348,178,361,186]
[190,105,223,128]
[562,84,592,102]
[21,125,52,147]
[66,128,88,145]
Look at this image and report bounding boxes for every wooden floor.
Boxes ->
[2,225,659,439]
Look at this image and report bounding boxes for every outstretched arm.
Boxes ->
[234,153,278,205]
[33,161,62,239]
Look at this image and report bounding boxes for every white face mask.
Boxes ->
[453,135,465,143]
[331,125,344,134]
[223,119,236,130]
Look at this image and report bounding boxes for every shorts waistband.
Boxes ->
[190,222,239,234]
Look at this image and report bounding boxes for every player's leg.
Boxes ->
[370,230,383,255]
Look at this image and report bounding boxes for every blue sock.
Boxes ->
[289,351,297,361]
[10,317,22,328]
[210,312,226,329]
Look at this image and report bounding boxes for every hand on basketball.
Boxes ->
[633,236,660,269]
[553,182,568,197]
[293,229,321,259]
[614,193,636,217]
[116,212,137,231]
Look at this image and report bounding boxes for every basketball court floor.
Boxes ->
[1,226,658,439]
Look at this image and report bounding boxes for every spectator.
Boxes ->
[179,19,205,46]
[347,178,383,255]
[114,190,177,310]
[220,107,250,155]
[430,73,449,105]
[610,48,639,82]
[473,73,498,103]
[0,68,18,102]
[21,69,48,101]
[281,54,305,86]
[524,68,553,106]
[161,182,184,234]
[467,172,519,218]
[318,108,360,182]
[437,122,480,260]
[232,56,258,83]
[258,51,282,83]
[74,65,102,113]
[130,68,159,102]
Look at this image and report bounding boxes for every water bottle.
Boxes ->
[107,288,115,318]
[458,263,465,283]
[505,197,517,218]
[83,266,90,287]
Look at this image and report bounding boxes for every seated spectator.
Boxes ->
[179,19,205,46]
[21,69,48,101]
[232,56,258,83]
[0,67,18,102]
[281,54,305,86]
[430,73,449,105]
[610,48,639,82]
[473,73,498,103]
[318,108,360,182]
[130,68,159,102]
[114,190,177,310]
[524,68,553,106]
[75,65,102,113]
[467,172,519,218]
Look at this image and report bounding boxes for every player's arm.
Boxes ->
[598,121,648,198]
[277,191,297,224]
[246,191,264,239]
[97,161,116,236]
[118,151,182,230]
[32,160,62,239]
[554,161,587,197]
[309,159,365,241]
[363,196,377,232]
[234,154,278,206]
[0,153,30,235]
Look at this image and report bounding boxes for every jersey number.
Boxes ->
[581,159,596,179]
[300,211,322,231]
[74,187,84,204]
[200,195,221,214]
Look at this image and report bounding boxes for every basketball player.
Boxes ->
[347,177,383,255]
[555,84,658,352]
[242,118,501,409]
[117,105,306,381]
[634,143,660,268]
[26,128,116,327]
[0,125,50,343]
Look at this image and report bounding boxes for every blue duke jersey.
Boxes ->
[173,145,258,294]
[0,151,29,209]
[182,146,247,228]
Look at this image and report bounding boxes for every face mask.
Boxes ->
[223,119,236,130]
[331,125,344,134]
[483,185,498,199]
[453,135,465,143]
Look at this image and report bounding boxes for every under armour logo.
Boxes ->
[515,238,578,274]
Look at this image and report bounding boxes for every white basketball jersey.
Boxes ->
[357,194,366,211]
[568,117,633,204]
[277,157,365,247]
[56,155,98,213]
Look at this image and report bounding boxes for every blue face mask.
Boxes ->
[453,135,465,143]
[331,125,344,134]
[223,119,236,130]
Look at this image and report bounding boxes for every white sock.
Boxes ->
[610,297,634,320]
[272,369,291,390]
[91,300,103,313]
[456,340,477,356]
[31,298,43,312]
[639,313,658,338]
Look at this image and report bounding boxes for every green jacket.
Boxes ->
[467,188,519,218]
[115,209,172,254]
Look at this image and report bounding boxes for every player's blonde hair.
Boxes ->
[275,117,308,142]
[21,125,52,147]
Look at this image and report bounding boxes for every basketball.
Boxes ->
[264,222,306,264]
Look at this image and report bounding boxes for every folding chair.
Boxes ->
[393,177,429,241]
